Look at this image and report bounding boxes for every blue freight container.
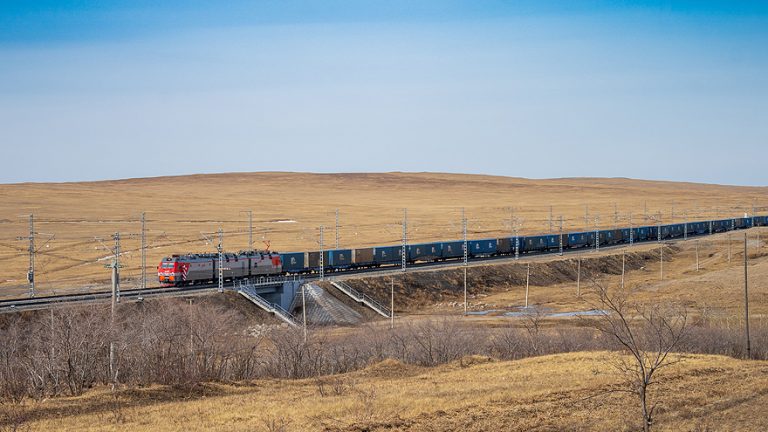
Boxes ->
[598,230,611,245]
[328,249,353,268]
[441,241,464,259]
[648,226,659,240]
[696,222,707,234]
[373,245,402,265]
[280,252,306,273]
[620,228,631,242]
[523,235,549,252]
[568,232,590,248]
[408,243,441,262]
[635,227,650,241]
[468,239,498,256]
[546,234,561,249]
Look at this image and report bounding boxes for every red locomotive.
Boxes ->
[158,251,282,287]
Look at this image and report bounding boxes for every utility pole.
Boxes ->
[16,215,52,298]
[621,248,625,289]
[728,233,732,263]
[402,209,407,272]
[115,232,122,302]
[319,225,325,281]
[140,212,146,289]
[576,258,581,297]
[558,215,563,256]
[246,210,253,251]
[671,201,675,223]
[509,207,519,260]
[695,240,700,271]
[302,283,307,343]
[660,244,664,281]
[752,200,756,230]
[684,211,688,241]
[109,232,119,386]
[644,201,648,220]
[594,215,600,252]
[390,277,394,330]
[217,228,224,292]
[26,215,35,297]
[613,203,618,229]
[629,212,634,247]
[657,212,662,243]
[463,207,468,315]
[549,205,553,233]
[335,208,340,250]
[525,262,530,308]
[744,233,751,359]
[514,214,520,261]
[111,232,121,309]
[584,204,589,230]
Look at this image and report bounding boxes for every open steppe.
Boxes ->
[0,172,765,296]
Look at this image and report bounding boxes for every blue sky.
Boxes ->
[1,1,767,185]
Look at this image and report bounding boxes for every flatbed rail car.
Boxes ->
[160,215,764,285]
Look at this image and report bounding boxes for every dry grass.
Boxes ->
[0,173,766,295]
[0,172,765,297]
[7,352,767,431]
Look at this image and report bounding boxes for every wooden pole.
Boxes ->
[621,249,625,289]
[576,258,581,297]
[302,284,307,343]
[525,263,530,308]
[696,240,700,271]
[660,245,663,281]
[390,277,394,330]
[744,233,751,359]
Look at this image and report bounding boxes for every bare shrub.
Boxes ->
[0,402,29,432]
[261,414,291,432]
[489,325,525,360]
[587,282,689,432]
[262,327,328,379]
[406,317,477,366]
[352,386,378,424]
[0,316,29,404]
[315,376,353,397]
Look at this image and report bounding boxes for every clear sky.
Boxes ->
[1,1,766,185]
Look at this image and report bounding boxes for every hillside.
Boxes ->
[0,172,765,295]
[7,352,767,431]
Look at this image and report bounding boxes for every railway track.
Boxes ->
[0,229,746,313]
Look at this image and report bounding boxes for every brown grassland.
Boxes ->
[0,172,766,297]
[10,352,768,431]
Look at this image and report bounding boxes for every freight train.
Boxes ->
[158,215,767,287]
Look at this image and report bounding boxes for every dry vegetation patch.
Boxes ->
[5,352,767,432]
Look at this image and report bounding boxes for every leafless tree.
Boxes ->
[406,317,474,366]
[588,281,688,432]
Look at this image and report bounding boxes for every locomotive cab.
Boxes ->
[158,258,180,286]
